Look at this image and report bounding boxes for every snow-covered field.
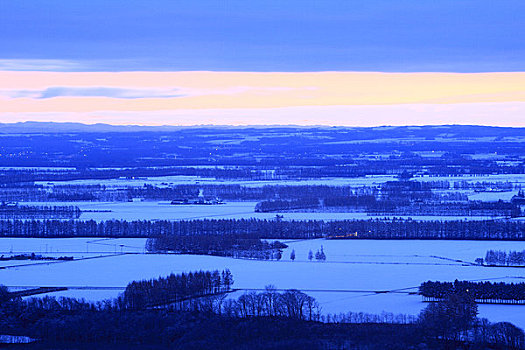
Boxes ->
[467,190,518,202]
[0,238,147,255]
[16,200,511,222]
[414,174,525,185]
[27,173,524,221]
[1,238,524,328]
[36,173,525,189]
[36,175,398,188]
[433,189,519,202]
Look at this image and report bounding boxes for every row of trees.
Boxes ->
[1,283,524,348]
[249,183,521,217]
[420,280,525,304]
[0,182,380,202]
[255,195,381,212]
[136,184,377,201]
[223,287,320,321]
[274,160,525,177]
[453,181,515,190]
[1,180,514,204]
[255,198,320,212]
[402,180,516,190]
[0,253,73,261]
[484,249,525,266]
[367,201,521,217]
[0,167,262,184]
[290,248,327,261]
[3,162,522,185]
[0,203,81,219]
[146,235,287,260]
[1,218,525,240]
[123,269,233,309]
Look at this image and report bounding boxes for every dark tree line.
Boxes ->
[147,235,286,260]
[484,249,525,266]
[1,282,523,349]
[1,218,525,240]
[0,253,73,262]
[417,291,484,345]
[123,269,233,310]
[255,198,320,212]
[323,194,378,208]
[0,203,81,219]
[380,180,433,201]
[255,195,379,212]
[420,280,525,304]
[224,287,320,321]
[0,183,378,202]
[367,200,521,217]
[0,286,423,349]
[1,180,514,203]
[376,180,515,191]
[1,158,524,186]
[135,184,377,201]
[246,181,521,216]
[0,167,261,184]
[325,311,417,324]
[453,180,515,191]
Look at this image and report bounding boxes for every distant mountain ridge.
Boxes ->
[0,121,523,134]
[0,122,188,133]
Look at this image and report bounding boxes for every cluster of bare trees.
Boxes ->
[222,286,321,321]
[325,311,417,324]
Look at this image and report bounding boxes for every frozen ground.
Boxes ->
[1,238,524,328]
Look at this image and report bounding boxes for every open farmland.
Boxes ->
[2,237,525,328]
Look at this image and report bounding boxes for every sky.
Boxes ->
[0,0,524,126]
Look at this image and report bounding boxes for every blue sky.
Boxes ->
[1,0,524,71]
[1,1,524,127]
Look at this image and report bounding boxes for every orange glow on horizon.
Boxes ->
[0,71,524,126]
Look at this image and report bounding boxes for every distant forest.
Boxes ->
[0,204,80,219]
[420,280,525,304]
[1,218,524,240]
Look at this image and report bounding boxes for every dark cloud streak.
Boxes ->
[2,87,185,99]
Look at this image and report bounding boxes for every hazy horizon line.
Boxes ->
[1,120,524,129]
